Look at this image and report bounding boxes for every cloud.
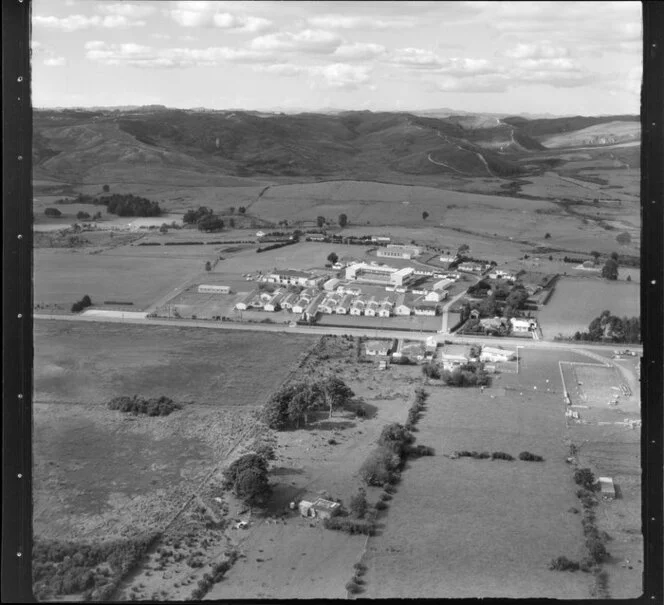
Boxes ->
[34,14,146,31]
[212,13,272,33]
[503,42,569,60]
[311,63,372,89]
[333,42,386,61]
[253,63,306,77]
[389,47,442,68]
[43,56,67,67]
[250,29,342,54]
[306,14,410,30]
[85,42,272,68]
[168,2,272,31]
[98,3,156,19]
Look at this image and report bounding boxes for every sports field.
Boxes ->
[34,249,205,310]
[538,277,639,339]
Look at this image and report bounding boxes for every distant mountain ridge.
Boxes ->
[32,107,639,185]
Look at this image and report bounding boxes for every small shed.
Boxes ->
[598,476,616,499]
[311,498,341,520]
[298,500,316,517]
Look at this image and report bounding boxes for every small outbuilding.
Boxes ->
[598,476,616,500]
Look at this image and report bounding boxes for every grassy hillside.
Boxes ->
[501,115,639,139]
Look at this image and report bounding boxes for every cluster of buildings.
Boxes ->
[234,262,458,321]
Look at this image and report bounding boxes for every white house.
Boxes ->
[292,298,310,314]
[510,317,537,332]
[439,253,458,263]
[395,302,412,316]
[378,302,392,318]
[365,301,379,317]
[335,294,353,314]
[350,304,364,316]
[280,292,298,310]
[235,292,256,311]
[489,269,516,282]
[269,269,312,286]
[365,339,394,356]
[480,346,516,363]
[425,290,448,303]
[264,293,285,312]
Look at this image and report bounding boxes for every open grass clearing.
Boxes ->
[34,320,317,406]
[538,277,639,339]
[34,249,205,310]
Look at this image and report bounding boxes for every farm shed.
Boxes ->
[198,284,231,294]
[311,498,342,519]
[480,346,516,363]
[598,477,616,499]
[510,317,538,332]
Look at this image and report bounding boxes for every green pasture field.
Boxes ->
[363,348,592,598]
[33,321,318,542]
[34,320,316,405]
[33,249,205,310]
[538,277,640,339]
[249,180,557,226]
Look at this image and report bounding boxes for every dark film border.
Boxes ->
[1,1,662,602]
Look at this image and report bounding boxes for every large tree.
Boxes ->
[327,252,339,264]
[338,213,348,227]
[222,454,270,506]
[318,376,354,419]
[601,258,619,280]
[316,215,326,228]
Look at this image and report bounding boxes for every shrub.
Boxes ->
[491,451,515,461]
[550,556,580,571]
[375,500,388,511]
[586,537,609,563]
[518,451,544,462]
[360,446,401,486]
[349,488,368,519]
[383,485,396,495]
[345,580,361,594]
[353,562,367,572]
[574,468,596,491]
[108,395,181,417]
[380,493,392,501]
[323,517,376,536]
[328,438,338,445]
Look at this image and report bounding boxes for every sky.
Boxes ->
[31,1,642,116]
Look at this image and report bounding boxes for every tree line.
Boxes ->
[573,310,640,343]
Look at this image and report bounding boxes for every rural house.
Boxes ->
[458,262,487,273]
[395,301,412,316]
[365,301,379,317]
[335,294,353,314]
[269,269,312,286]
[425,290,448,303]
[235,291,257,311]
[365,339,395,356]
[323,278,340,291]
[264,292,285,312]
[378,302,393,318]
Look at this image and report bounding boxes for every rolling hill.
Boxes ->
[32,108,639,185]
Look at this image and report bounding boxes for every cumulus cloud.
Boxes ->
[43,56,68,67]
[311,63,372,89]
[389,47,442,68]
[85,41,271,68]
[306,14,410,30]
[34,14,146,31]
[503,42,569,60]
[213,13,272,33]
[168,2,272,32]
[333,42,386,61]
[98,3,156,19]
[250,29,342,54]
[253,63,306,77]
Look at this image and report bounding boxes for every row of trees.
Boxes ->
[261,376,355,430]
[573,310,640,343]
[98,193,162,217]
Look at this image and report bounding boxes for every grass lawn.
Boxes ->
[538,277,640,339]
[34,249,205,310]
[362,348,593,599]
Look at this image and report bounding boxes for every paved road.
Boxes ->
[33,313,643,355]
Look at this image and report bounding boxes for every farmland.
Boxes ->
[33,320,316,544]
[361,348,595,598]
[538,277,640,339]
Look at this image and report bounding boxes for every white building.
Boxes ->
[323,278,340,291]
[458,262,487,273]
[345,262,415,287]
[365,301,379,317]
[268,269,312,286]
[198,284,231,294]
[425,290,448,303]
[489,269,516,282]
[378,302,392,318]
[480,346,516,363]
[264,293,285,312]
[335,294,353,314]
[413,301,439,316]
[510,317,538,332]
[439,253,458,263]
[432,278,455,291]
[377,244,422,260]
